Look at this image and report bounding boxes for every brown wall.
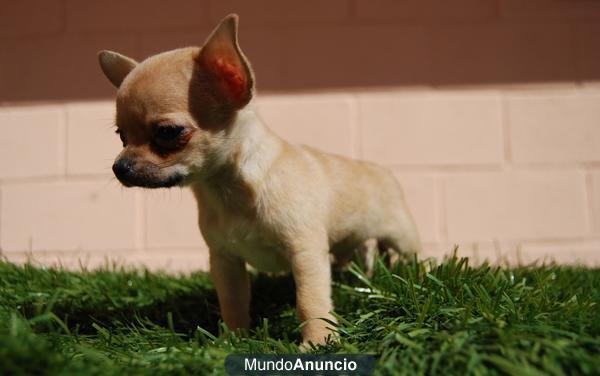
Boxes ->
[2,0,600,102]
[1,0,600,271]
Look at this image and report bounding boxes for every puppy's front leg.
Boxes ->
[291,240,337,347]
[209,250,251,332]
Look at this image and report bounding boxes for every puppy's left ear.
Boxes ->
[196,14,254,109]
[98,50,138,88]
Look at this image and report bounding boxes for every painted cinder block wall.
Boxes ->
[1,0,600,271]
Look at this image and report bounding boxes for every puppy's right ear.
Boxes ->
[97,50,138,88]
[196,14,254,109]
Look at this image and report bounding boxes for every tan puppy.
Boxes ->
[98,14,421,347]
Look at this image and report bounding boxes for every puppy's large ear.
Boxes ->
[196,14,254,109]
[97,50,138,88]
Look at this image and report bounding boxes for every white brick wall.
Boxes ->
[1,88,598,269]
[66,102,122,175]
[444,171,588,241]
[358,93,504,166]
[1,181,137,252]
[507,95,600,164]
[0,107,64,179]
[590,171,600,235]
[257,95,356,158]
[0,0,599,270]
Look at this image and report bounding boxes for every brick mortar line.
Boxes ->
[1,250,147,260]
[0,248,210,256]
[143,246,209,252]
[0,175,117,185]
[1,253,210,266]
[58,105,68,178]
[0,166,595,186]
[580,168,592,235]
[435,177,448,242]
[0,186,3,254]
[4,241,597,262]
[509,162,600,169]
[0,252,199,264]
[1,87,597,109]
[585,171,597,235]
[390,163,600,173]
[348,94,361,159]
[134,190,145,252]
[422,238,600,248]
[447,235,597,246]
[500,93,512,165]
[517,237,600,246]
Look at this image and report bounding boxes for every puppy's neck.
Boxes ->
[191,104,283,212]
[227,105,283,182]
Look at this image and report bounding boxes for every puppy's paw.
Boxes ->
[298,341,315,353]
[299,334,340,353]
[299,320,338,352]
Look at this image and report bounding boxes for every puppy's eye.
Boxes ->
[115,129,127,147]
[155,125,184,141]
[153,125,188,151]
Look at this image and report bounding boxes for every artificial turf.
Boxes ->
[0,253,598,375]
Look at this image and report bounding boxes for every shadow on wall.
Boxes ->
[1,0,600,102]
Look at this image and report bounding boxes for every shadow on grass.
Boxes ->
[14,269,299,341]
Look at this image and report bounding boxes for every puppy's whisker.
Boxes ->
[211,136,244,140]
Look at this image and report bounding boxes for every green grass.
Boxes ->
[0,253,599,375]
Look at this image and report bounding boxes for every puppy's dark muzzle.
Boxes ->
[112,159,133,180]
[112,159,183,188]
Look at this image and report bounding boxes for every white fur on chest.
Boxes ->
[205,218,291,273]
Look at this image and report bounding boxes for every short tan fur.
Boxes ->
[98,14,421,347]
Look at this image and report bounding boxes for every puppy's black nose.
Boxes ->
[112,159,133,178]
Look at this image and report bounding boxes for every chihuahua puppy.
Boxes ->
[98,14,421,347]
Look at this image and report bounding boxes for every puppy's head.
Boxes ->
[98,14,254,188]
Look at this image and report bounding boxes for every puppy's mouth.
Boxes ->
[112,160,186,188]
[117,172,184,188]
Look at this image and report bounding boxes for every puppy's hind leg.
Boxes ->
[357,239,378,277]
[378,212,422,265]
